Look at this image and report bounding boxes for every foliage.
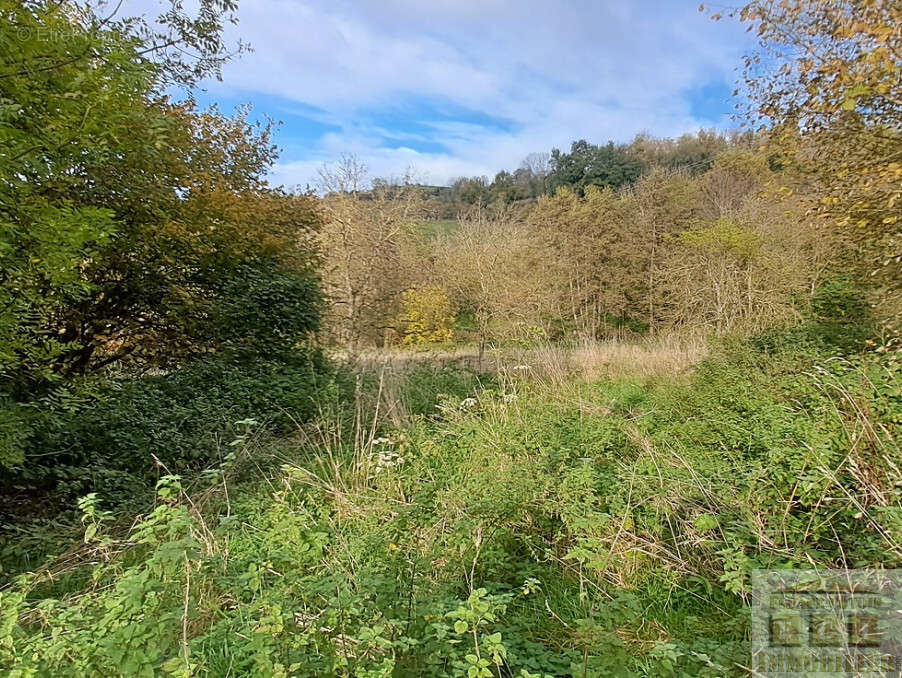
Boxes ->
[1,352,330,508]
[528,185,645,338]
[440,132,754,211]
[662,210,821,335]
[729,0,902,330]
[547,140,644,195]
[317,157,427,348]
[302,139,830,351]
[1,318,898,676]
[400,285,456,345]
[629,129,748,176]
[678,218,763,258]
[525,155,823,339]
[434,208,544,351]
[0,1,324,468]
[390,362,487,418]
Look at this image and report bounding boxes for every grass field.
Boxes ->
[413,219,460,239]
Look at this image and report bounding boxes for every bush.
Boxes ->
[400,285,456,345]
[1,351,334,509]
[396,362,488,417]
[806,276,872,347]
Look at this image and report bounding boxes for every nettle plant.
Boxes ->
[442,588,510,677]
[0,476,205,677]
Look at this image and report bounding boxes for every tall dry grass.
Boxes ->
[333,333,708,391]
[501,334,708,386]
[329,346,483,372]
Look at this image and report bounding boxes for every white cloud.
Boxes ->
[191,0,756,186]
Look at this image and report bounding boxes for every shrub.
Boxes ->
[400,285,456,345]
[1,351,333,509]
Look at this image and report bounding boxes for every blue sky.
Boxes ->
[182,0,757,188]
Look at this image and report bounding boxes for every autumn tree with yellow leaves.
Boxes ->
[725,0,902,329]
[400,285,455,345]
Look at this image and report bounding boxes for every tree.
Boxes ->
[0,1,323,465]
[2,0,243,87]
[728,0,902,329]
[661,201,828,335]
[450,176,491,205]
[528,186,645,338]
[434,207,543,357]
[628,130,739,175]
[512,167,544,199]
[628,169,701,331]
[521,152,551,179]
[317,159,426,349]
[698,149,772,218]
[317,153,369,195]
[547,140,644,194]
[400,285,455,345]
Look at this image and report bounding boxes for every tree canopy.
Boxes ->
[731,0,901,329]
[0,1,322,465]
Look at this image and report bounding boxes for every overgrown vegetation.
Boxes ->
[0,1,325,497]
[1,0,900,676]
[3,313,899,676]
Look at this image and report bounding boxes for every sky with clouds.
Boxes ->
[183,0,757,188]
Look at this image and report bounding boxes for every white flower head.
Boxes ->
[373,448,405,473]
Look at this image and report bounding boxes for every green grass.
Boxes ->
[413,219,459,239]
[1,325,900,676]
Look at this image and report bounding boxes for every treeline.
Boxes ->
[317,0,902,351]
[316,143,834,350]
[415,130,756,216]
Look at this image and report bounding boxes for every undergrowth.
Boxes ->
[1,326,899,677]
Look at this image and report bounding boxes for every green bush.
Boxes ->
[394,362,489,417]
[1,351,333,508]
[805,276,873,348]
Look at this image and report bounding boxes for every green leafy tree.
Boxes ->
[0,2,322,466]
[547,140,644,194]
